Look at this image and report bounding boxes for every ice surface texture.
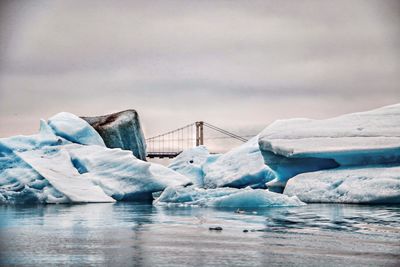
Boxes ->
[203,137,275,189]
[258,104,400,189]
[0,152,69,204]
[81,110,147,160]
[65,144,190,201]
[48,112,105,146]
[0,120,73,204]
[168,146,210,186]
[284,165,400,204]
[154,186,305,208]
[17,148,115,203]
[169,137,275,189]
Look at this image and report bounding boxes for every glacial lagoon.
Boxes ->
[1,105,399,266]
[1,203,399,267]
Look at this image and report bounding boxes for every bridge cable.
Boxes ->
[203,122,248,142]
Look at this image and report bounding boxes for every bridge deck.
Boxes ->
[146,152,182,159]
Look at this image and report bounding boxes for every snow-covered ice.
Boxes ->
[283,165,400,204]
[258,104,400,189]
[154,186,305,208]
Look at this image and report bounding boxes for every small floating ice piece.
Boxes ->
[208,188,305,208]
[154,186,305,208]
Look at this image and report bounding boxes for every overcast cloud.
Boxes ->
[0,0,399,149]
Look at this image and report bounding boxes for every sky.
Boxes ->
[1,0,399,149]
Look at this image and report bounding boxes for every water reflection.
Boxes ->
[0,203,399,266]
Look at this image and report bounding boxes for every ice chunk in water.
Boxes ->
[258,104,400,190]
[154,186,305,208]
[284,165,400,204]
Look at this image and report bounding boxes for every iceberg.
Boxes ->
[81,110,147,160]
[258,104,400,190]
[154,186,305,208]
[283,165,400,204]
[0,114,191,204]
[168,137,275,189]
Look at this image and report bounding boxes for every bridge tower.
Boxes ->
[146,120,249,158]
[195,121,204,146]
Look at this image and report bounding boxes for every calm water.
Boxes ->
[0,203,399,267]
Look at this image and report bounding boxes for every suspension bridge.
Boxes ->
[146,121,250,158]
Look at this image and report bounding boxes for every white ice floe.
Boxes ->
[283,165,400,204]
[154,186,305,208]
